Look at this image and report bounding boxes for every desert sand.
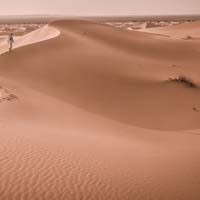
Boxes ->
[0,19,200,200]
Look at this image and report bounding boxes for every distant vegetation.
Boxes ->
[169,76,197,88]
[184,35,193,40]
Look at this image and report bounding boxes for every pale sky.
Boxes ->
[0,0,199,16]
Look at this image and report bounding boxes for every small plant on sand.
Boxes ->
[169,75,197,88]
[185,35,192,40]
[193,107,199,112]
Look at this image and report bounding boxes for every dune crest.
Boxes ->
[0,24,60,54]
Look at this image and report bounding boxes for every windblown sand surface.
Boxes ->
[0,20,200,200]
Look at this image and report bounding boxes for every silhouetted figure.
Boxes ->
[8,33,14,52]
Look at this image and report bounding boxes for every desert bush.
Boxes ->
[169,75,196,88]
[184,35,192,40]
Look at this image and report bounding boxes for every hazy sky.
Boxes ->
[0,0,199,15]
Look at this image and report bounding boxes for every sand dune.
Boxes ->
[1,20,200,130]
[140,20,200,39]
[0,20,200,199]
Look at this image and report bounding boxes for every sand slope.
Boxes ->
[0,20,200,200]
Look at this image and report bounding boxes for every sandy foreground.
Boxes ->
[0,20,200,200]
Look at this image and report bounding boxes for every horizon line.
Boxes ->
[0,13,200,17]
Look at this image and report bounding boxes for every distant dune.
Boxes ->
[140,20,200,39]
[0,14,200,23]
[0,19,200,200]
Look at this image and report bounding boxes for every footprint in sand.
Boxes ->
[0,87,18,103]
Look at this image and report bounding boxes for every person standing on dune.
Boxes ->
[8,33,14,52]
